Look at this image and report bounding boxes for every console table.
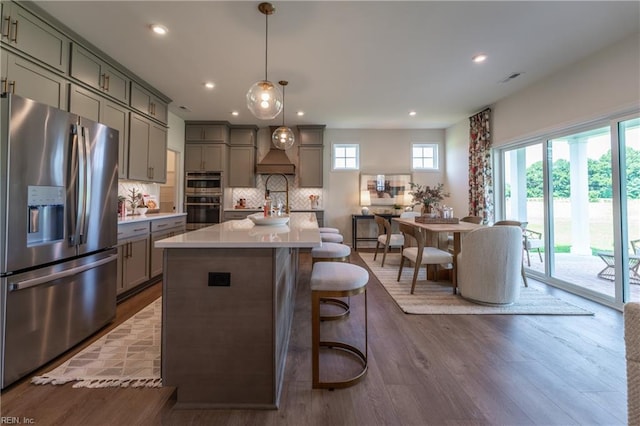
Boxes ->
[351,214,399,251]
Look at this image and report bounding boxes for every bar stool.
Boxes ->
[311,242,352,321]
[318,227,340,234]
[311,262,368,389]
[321,233,344,243]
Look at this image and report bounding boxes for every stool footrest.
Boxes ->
[314,341,368,389]
[320,297,350,321]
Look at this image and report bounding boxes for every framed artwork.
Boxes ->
[360,173,411,206]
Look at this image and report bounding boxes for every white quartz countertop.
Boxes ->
[155,212,322,248]
[118,212,187,224]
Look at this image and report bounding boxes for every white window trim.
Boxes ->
[411,143,439,171]
[332,143,360,170]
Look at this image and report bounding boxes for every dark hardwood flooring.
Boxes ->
[0,251,627,425]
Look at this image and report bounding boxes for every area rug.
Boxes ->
[32,297,162,388]
[359,252,593,315]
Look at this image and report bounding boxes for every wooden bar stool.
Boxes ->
[311,262,368,389]
[311,242,352,321]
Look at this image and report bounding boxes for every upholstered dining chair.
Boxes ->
[373,215,404,267]
[446,216,483,250]
[400,211,421,219]
[457,225,523,305]
[397,222,453,294]
[493,220,529,287]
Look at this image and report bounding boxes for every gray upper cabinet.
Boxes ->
[297,125,325,188]
[185,123,229,143]
[131,82,168,125]
[69,84,130,179]
[0,2,69,72]
[228,126,258,187]
[129,112,167,183]
[184,144,226,172]
[70,44,130,104]
[1,50,67,109]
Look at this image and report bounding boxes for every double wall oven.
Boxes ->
[185,172,222,230]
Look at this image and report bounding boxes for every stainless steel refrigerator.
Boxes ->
[0,94,119,389]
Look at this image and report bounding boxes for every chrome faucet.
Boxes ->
[264,174,290,214]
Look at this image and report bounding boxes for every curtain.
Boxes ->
[468,108,493,223]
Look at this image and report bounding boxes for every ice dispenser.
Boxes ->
[26,185,64,246]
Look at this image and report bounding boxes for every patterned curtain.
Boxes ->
[468,108,493,223]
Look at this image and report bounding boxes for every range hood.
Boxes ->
[256,147,296,175]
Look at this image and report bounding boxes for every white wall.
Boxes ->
[493,32,640,146]
[324,128,445,245]
[444,32,640,214]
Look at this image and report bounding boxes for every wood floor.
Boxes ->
[0,251,627,425]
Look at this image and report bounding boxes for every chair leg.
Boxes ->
[397,256,405,281]
[526,248,531,266]
[410,262,420,294]
[537,248,543,262]
[521,264,528,287]
[381,245,389,267]
[373,242,380,261]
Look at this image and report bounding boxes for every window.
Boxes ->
[333,144,359,170]
[412,143,439,170]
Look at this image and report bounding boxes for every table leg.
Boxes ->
[352,216,357,251]
[452,233,461,294]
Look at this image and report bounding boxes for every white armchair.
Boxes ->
[457,226,523,305]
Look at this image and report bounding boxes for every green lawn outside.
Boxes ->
[525,199,640,252]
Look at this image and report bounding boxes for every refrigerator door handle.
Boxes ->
[80,126,92,243]
[68,125,80,246]
[8,254,117,292]
[76,126,88,245]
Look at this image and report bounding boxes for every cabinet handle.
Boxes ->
[8,80,15,94]
[104,74,110,91]
[100,73,105,89]
[1,78,7,94]
[148,167,154,179]
[10,19,17,43]
[2,16,10,38]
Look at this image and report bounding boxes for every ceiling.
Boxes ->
[32,1,640,130]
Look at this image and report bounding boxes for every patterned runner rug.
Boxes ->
[359,252,593,315]
[32,297,162,388]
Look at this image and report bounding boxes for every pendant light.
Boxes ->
[246,2,283,120]
[272,81,295,150]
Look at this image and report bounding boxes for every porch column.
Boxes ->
[569,137,591,255]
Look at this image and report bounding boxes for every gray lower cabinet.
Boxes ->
[1,50,67,109]
[149,216,186,278]
[129,112,167,183]
[116,223,150,295]
[0,2,69,72]
[69,84,129,178]
[70,44,130,104]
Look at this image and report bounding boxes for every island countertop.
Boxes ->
[155,212,322,249]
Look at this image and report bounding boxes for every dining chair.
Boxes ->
[373,215,404,267]
[397,222,453,294]
[523,228,544,266]
[400,211,421,219]
[446,216,483,250]
[493,220,529,287]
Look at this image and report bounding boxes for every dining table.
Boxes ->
[392,217,483,293]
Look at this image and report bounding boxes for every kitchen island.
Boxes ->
[155,212,322,409]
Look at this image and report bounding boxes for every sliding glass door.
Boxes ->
[498,113,639,308]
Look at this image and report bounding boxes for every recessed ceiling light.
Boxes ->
[150,24,168,35]
[231,111,239,116]
[409,111,417,117]
[472,54,487,63]
[204,82,215,89]
[297,111,304,116]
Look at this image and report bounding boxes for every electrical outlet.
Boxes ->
[208,272,231,287]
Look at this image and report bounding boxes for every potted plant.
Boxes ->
[408,182,449,215]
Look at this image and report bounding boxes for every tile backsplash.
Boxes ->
[226,175,323,210]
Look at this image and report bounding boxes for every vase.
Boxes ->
[421,205,431,215]
[310,200,319,209]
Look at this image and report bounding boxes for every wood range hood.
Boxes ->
[255,138,296,175]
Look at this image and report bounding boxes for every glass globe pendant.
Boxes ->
[272,81,295,150]
[246,3,283,120]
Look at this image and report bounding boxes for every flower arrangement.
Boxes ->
[408,182,449,210]
[127,187,145,210]
[309,194,320,202]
